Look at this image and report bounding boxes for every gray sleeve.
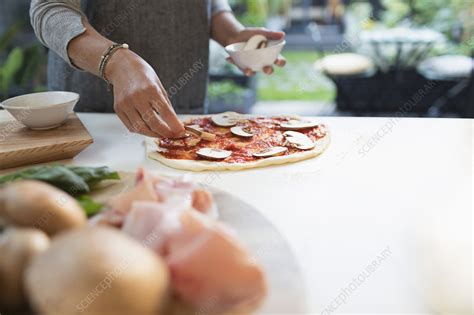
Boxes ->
[211,0,232,16]
[30,0,87,68]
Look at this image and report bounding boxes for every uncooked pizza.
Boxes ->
[145,112,330,171]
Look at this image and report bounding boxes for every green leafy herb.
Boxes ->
[67,166,120,189]
[0,165,120,196]
[76,195,104,217]
[0,165,120,217]
[0,165,90,195]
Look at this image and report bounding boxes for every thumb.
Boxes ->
[255,29,285,41]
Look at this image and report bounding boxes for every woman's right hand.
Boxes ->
[106,49,185,138]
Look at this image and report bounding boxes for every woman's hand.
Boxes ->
[66,21,184,138]
[226,28,287,76]
[106,49,185,138]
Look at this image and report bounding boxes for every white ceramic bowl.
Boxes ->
[225,39,286,72]
[0,91,79,130]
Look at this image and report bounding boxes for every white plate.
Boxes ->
[90,172,308,314]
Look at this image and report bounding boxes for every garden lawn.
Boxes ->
[257,50,336,101]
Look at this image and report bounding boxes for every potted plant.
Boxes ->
[0,0,47,99]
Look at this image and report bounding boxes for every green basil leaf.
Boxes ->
[67,166,120,189]
[76,195,103,217]
[0,165,90,195]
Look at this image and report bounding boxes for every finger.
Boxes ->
[263,66,274,75]
[116,105,157,137]
[250,28,285,41]
[137,126,161,138]
[156,78,172,104]
[275,55,287,67]
[115,108,134,132]
[244,68,256,77]
[149,88,185,137]
[147,102,180,138]
[226,55,255,76]
[227,57,250,76]
[133,92,175,137]
[123,104,160,137]
[141,104,176,138]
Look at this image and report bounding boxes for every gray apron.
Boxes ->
[47,0,211,114]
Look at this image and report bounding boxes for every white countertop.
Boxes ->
[52,114,474,313]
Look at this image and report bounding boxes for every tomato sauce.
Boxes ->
[157,117,328,163]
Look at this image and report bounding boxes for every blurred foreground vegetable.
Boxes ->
[0,228,50,311]
[25,227,170,315]
[76,195,103,217]
[0,165,120,195]
[0,165,120,217]
[0,180,87,235]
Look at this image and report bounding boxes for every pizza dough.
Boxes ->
[145,113,330,172]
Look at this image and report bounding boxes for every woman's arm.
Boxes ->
[210,11,245,47]
[30,0,185,138]
[67,22,185,138]
[30,0,86,68]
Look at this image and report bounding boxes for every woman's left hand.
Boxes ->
[226,28,287,76]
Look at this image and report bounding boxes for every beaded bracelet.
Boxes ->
[98,43,129,90]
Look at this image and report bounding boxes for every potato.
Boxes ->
[0,180,86,235]
[25,227,169,315]
[0,228,50,310]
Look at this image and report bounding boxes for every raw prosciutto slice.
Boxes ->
[107,169,160,214]
[122,201,183,255]
[91,169,266,312]
[122,202,267,313]
[166,210,267,313]
[91,169,216,227]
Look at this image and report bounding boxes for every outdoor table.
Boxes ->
[417,54,474,116]
[62,113,472,314]
[319,28,446,114]
[360,27,445,72]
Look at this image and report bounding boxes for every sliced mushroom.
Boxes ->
[211,113,240,127]
[182,134,202,146]
[253,146,288,158]
[257,41,268,49]
[280,119,319,131]
[284,131,316,150]
[244,35,268,51]
[230,126,254,138]
[185,125,216,142]
[196,148,232,160]
[159,133,201,148]
[186,125,203,133]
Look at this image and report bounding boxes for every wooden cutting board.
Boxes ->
[0,111,93,170]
